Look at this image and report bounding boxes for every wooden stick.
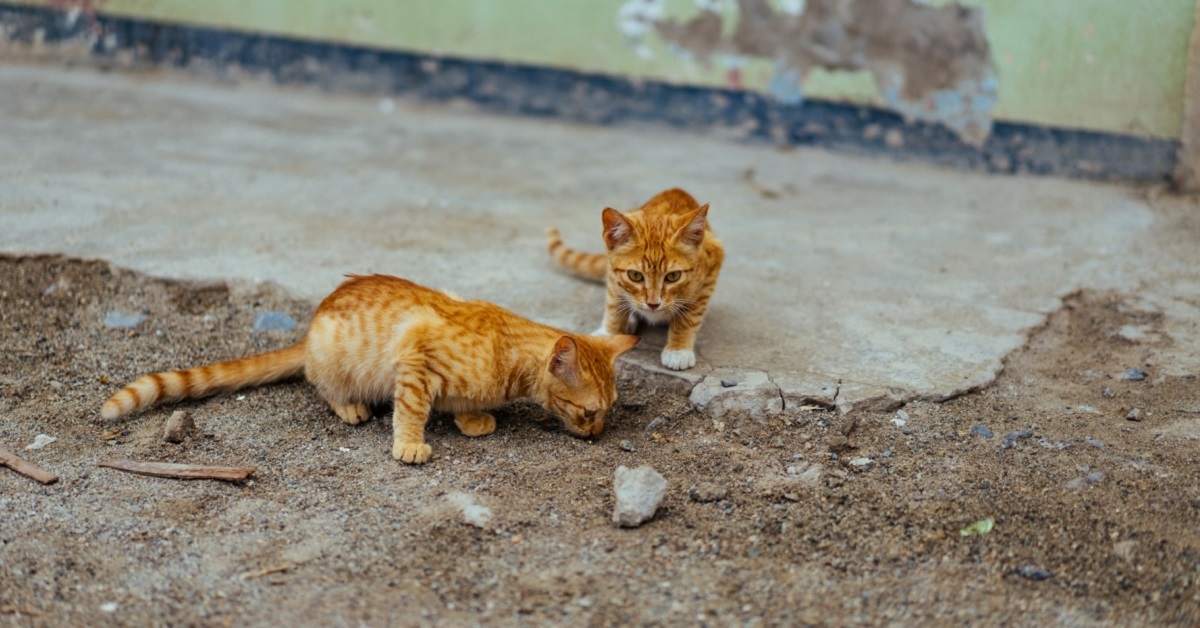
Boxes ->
[239,564,291,580]
[0,446,59,485]
[98,459,256,481]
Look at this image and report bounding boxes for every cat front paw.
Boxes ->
[661,348,696,370]
[332,402,372,425]
[393,441,432,464]
[454,412,496,437]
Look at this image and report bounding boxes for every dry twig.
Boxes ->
[98,459,255,481]
[239,564,291,580]
[0,446,59,485]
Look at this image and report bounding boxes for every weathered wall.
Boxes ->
[6,0,1195,143]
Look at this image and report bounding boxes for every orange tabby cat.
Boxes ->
[546,188,723,370]
[101,274,639,464]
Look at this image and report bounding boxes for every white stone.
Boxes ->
[613,465,667,528]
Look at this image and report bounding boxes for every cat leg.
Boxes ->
[329,401,372,425]
[454,411,496,437]
[391,357,437,464]
[594,292,634,336]
[662,300,710,370]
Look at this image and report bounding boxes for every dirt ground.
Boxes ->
[1,253,1198,626]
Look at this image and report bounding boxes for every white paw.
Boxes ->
[661,348,696,370]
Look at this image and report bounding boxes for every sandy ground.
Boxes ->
[1,253,1198,626]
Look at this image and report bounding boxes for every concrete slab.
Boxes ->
[3,65,1198,414]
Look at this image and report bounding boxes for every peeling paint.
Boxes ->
[637,0,998,144]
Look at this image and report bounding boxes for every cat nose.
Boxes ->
[647,302,661,310]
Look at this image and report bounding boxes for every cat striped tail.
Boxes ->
[546,226,607,282]
[100,342,307,420]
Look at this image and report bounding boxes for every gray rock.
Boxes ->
[1000,429,1034,449]
[689,371,783,419]
[1122,368,1147,381]
[163,410,195,443]
[619,439,636,452]
[720,379,737,388]
[848,457,874,470]
[1014,566,1054,581]
[104,311,146,329]
[1065,471,1104,490]
[1125,407,1142,422]
[794,463,824,486]
[643,416,667,435]
[970,424,994,439]
[1085,438,1105,448]
[688,482,727,503]
[1102,386,1115,399]
[613,465,667,527]
[253,311,297,332]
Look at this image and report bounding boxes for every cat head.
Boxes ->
[540,334,640,437]
[601,202,710,318]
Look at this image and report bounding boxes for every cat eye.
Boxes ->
[664,271,682,283]
[626,270,644,282]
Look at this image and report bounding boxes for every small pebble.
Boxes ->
[104,311,146,329]
[1014,566,1054,581]
[1122,368,1147,381]
[720,379,737,388]
[613,465,667,527]
[1102,386,1115,399]
[1124,407,1142,422]
[1000,429,1034,449]
[688,482,727,503]
[882,449,892,458]
[970,425,994,439]
[100,602,119,612]
[643,416,667,435]
[619,439,635,452]
[25,434,57,450]
[1085,438,1105,448]
[163,410,194,443]
[1065,471,1104,490]
[848,457,873,470]
[253,311,297,332]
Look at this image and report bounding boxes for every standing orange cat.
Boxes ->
[101,274,639,464]
[546,188,723,370]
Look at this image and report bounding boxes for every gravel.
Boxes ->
[970,424,994,439]
[1015,566,1055,581]
[1000,429,1034,449]
[1122,368,1148,381]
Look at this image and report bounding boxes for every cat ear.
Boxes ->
[676,203,709,247]
[602,208,635,250]
[600,334,641,359]
[549,336,581,386]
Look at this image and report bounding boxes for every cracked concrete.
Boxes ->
[3,64,1199,419]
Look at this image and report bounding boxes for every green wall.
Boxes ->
[20,0,1195,139]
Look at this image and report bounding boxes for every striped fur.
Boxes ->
[101,274,639,464]
[548,188,724,370]
[100,343,306,420]
[546,227,607,281]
